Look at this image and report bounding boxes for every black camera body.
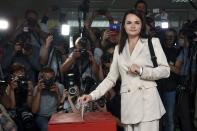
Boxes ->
[16,75,28,90]
[67,74,78,96]
[43,78,55,90]
[79,48,89,58]
[0,80,8,96]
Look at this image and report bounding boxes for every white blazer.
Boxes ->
[90,38,170,124]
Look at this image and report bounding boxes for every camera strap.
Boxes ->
[0,64,4,79]
[148,37,158,67]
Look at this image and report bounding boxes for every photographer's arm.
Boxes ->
[6,80,17,109]
[31,84,42,113]
[39,35,53,65]
[101,29,110,49]
[105,11,114,24]
[98,64,105,81]
[84,11,99,43]
[27,81,33,108]
[169,59,181,74]
[60,51,78,73]
[88,51,100,79]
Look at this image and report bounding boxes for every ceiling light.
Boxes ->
[0,19,9,30]
[61,24,70,36]
[172,0,192,2]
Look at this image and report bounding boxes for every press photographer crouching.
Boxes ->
[32,67,64,131]
[60,37,100,94]
[6,63,36,131]
[58,74,83,113]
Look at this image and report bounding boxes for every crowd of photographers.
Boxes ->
[0,0,197,131]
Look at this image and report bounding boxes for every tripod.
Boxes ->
[48,47,64,83]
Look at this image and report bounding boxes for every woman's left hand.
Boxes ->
[127,64,140,75]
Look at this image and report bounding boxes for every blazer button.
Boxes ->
[128,89,130,92]
[138,87,142,90]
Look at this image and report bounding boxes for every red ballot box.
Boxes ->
[48,112,116,131]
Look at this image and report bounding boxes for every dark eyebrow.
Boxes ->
[125,20,141,23]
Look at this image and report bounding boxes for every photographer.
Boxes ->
[6,63,35,131]
[32,67,64,131]
[60,37,100,92]
[101,20,120,50]
[84,9,114,47]
[2,32,41,84]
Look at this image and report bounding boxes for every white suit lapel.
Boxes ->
[130,39,145,62]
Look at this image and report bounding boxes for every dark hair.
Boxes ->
[40,67,55,74]
[118,9,146,54]
[25,9,38,19]
[165,28,177,42]
[10,63,25,74]
[134,0,148,14]
[15,32,31,44]
[38,67,55,80]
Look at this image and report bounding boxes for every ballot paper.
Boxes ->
[81,103,85,120]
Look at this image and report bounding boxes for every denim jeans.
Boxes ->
[35,115,50,131]
[162,91,176,131]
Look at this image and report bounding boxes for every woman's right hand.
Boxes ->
[78,95,92,105]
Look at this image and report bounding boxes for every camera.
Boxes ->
[43,78,55,90]
[17,106,35,130]
[67,74,78,96]
[79,48,89,58]
[15,75,28,89]
[68,86,78,96]
[0,79,8,96]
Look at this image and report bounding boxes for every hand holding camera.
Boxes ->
[50,84,60,94]
[45,34,53,48]
[70,49,81,60]
[9,77,18,90]
[35,80,46,93]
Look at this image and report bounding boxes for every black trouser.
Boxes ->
[176,89,192,131]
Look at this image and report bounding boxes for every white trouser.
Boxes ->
[124,120,159,131]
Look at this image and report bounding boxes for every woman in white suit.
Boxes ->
[78,9,170,131]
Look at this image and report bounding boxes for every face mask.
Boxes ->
[178,38,185,47]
